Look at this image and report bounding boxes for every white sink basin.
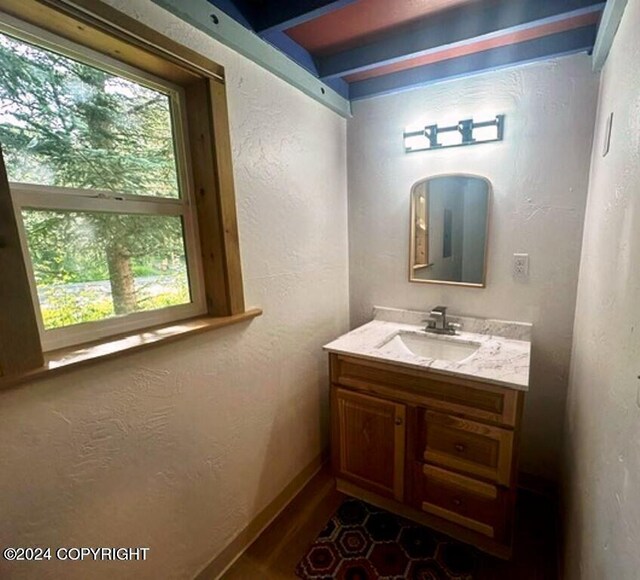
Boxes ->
[379,332,481,362]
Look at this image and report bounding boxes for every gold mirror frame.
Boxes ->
[409,174,491,288]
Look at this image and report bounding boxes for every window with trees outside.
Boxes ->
[0,0,253,383]
[0,21,206,350]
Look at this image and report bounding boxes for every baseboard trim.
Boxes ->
[194,452,327,580]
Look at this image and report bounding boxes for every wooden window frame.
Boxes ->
[0,0,260,385]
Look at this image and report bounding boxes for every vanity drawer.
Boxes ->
[418,464,507,539]
[420,411,514,486]
[330,355,519,427]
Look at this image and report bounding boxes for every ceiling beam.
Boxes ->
[206,2,349,98]
[349,25,598,101]
[592,0,629,70]
[260,29,319,74]
[318,0,605,80]
[260,29,349,98]
[151,0,351,117]
[251,0,359,35]
[207,0,253,29]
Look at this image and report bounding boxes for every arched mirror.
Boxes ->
[410,175,490,287]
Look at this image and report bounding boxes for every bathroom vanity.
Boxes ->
[324,307,531,559]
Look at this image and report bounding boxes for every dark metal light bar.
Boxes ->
[404,115,505,152]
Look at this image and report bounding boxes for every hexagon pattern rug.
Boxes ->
[296,498,478,579]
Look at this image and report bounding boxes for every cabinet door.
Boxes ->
[332,387,406,500]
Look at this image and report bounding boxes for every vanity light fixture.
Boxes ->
[404,115,505,153]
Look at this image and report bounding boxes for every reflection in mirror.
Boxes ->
[410,175,490,287]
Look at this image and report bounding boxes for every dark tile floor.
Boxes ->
[296,498,476,579]
[221,469,559,580]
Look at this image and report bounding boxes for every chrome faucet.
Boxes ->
[424,306,461,335]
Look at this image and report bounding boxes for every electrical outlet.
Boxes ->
[513,253,529,279]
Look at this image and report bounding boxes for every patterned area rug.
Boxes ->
[296,498,478,579]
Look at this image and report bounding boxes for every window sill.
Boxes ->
[0,308,262,390]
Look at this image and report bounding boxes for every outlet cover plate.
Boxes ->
[513,253,529,279]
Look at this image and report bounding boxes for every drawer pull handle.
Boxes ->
[454,443,466,453]
[453,498,462,507]
[395,417,403,426]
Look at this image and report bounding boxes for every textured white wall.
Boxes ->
[563,1,640,577]
[0,1,349,579]
[347,56,599,480]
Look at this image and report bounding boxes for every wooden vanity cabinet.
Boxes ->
[329,354,525,559]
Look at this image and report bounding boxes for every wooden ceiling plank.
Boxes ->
[346,10,600,82]
[349,25,598,100]
[253,1,360,35]
[318,0,605,80]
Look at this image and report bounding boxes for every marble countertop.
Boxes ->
[323,307,531,391]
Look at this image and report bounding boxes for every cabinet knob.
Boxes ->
[395,417,403,426]
[454,443,466,453]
